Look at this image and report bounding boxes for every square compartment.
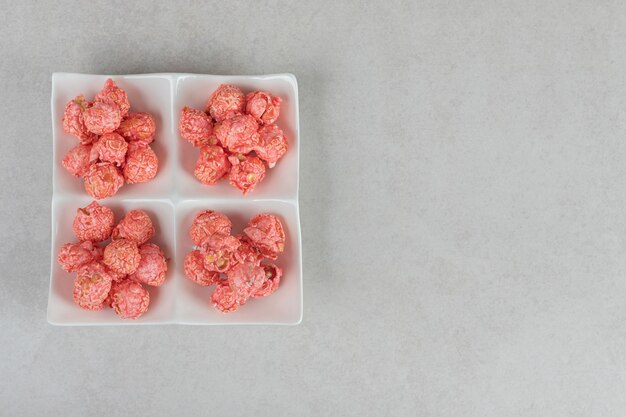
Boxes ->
[175,200,302,325]
[48,197,177,325]
[49,73,302,325]
[174,74,299,201]
[52,73,175,199]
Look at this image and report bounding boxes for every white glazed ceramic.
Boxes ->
[48,73,302,325]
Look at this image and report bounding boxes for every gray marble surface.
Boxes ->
[2,1,626,415]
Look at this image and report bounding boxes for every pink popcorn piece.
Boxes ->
[117,112,156,144]
[184,250,220,286]
[95,79,130,118]
[72,201,115,242]
[214,114,259,154]
[128,243,167,287]
[232,234,263,267]
[255,124,288,168]
[109,278,150,319]
[73,262,113,311]
[62,95,97,144]
[58,242,98,273]
[228,155,266,195]
[201,232,240,250]
[84,162,124,200]
[104,291,114,308]
[83,241,104,261]
[226,262,266,299]
[179,106,214,147]
[243,214,286,260]
[189,210,232,246]
[90,132,128,166]
[252,263,283,298]
[62,143,92,177]
[201,234,240,273]
[105,267,126,282]
[83,100,122,135]
[206,84,245,122]
[123,142,158,184]
[210,281,247,313]
[194,145,231,185]
[103,238,141,275]
[245,90,282,125]
[112,209,155,245]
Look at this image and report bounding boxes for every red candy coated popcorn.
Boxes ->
[201,234,240,273]
[58,241,100,273]
[180,85,288,194]
[252,263,283,298]
[112,209,154,245]
[123,142,158,184]
[105,266,126,282]
[183,209,287,314]
[226,262,266,298]
[84,162,124,200]
[72,201,115,242]
[95,79,130,118]
[232,234,263,267]
[210,281,247,313]
[201,232,240,250]
[189,210,232,246]
[245,91,282,125]
[62,143,92,177]
[59,202,166,320]
[244,214,285,260]
[62,95,97,144]
[117,112,156,144]
[214,114,259,154]
[184,250,220,286]
[73,262,113,310]
[179,107,214,147]
[255,124,288,168]
[194,145,231,185]
[109,278,150,319]
[128,243,167,286]
[85,241,104,261]
[228,155,266,195]
[90,132,128,166]
[83,100,122,135]
[206,84,245,122]
[61,80,159,198]
[103,238,141,275]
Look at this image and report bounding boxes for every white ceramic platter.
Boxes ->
[48,73,302,325]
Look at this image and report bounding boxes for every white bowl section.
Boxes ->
[176,200,302,325]
[52,73,175,199]
[48,197,177,325]
[48,73,302,325]
[174,74,299,200]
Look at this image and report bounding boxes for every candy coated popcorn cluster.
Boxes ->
[184,210,285,313]
[61,79,159,199]
[179,84,288,195]
[58,201,168,319]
